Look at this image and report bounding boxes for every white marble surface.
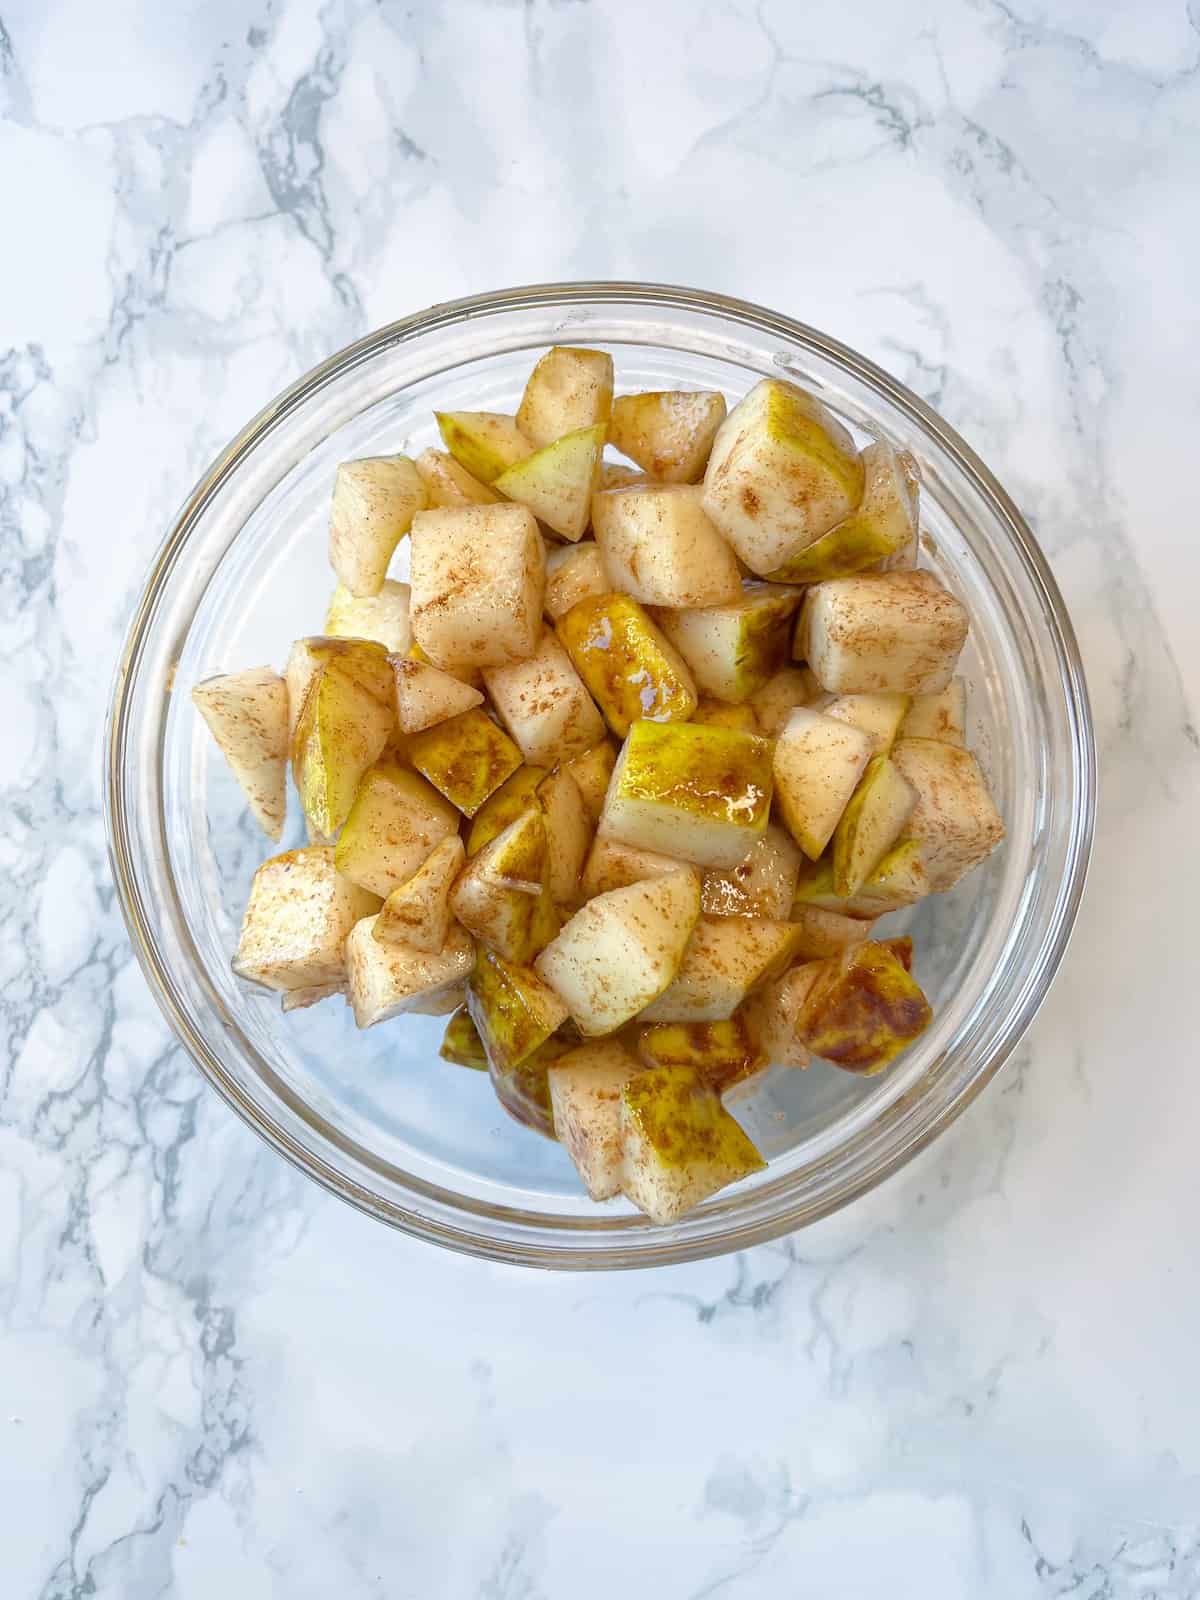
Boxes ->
[2,0,1199,1593]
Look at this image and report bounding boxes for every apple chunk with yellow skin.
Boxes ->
[556,592,697,737]
[608,390,727,483]
[333,762,460,898]
[702,378,864,575]
[535,868,701,1036]
[291,650,396,840]
[898,679,966,746]
[345,916,474,1028]
[324,580,412,655]
[701,822,801,919]
[548,1040,644,1200]
[468,946,569,1080]
[483,629,606,767]
[797,570,969,695]
[414,447,500,508]
[797,940,932,1074]
[391,655,484,734]
[544,541,610,621]
[599,719,774,870]
[766,438,918,583]
[329,453,427,597]
[516,346,613,448]
[435,411,532,484]
[591,483,743,607]
[889,738,1005,891]
[234,847,379,992]
[373,834,464,954]
[440,1006,488,1069]
[638,916,800,1024]
[692,698,758,732]
[655,583,800,703]
[792,837,930,918]
[620,1065,765,1224]
[831,755,916,896]
[743,961,824,1068]
[636,1014,765,1096]
[450,808,552,963]
[495,423,605,542]
[772,705,873,861]
[192,667,289,840]
[536,767,592,906]
[466,764,548,854]
[409,503,545,671]
[285,632,394,739]
[407,707,523,819]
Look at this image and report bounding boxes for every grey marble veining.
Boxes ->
[1,1,1198,1594]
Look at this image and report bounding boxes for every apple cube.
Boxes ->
[544,542,610,621]
[638,916,800,1023]
[620,1066,765,1224]
[192,667,289,840]
[767,437,918,582]
[797,940,932,1074]
[548,1040,644,1200]
[466,765,548,855]
[391,655,483,733]
[579,835,686,900]
[749,665,822,736]
[373,834,464,954]
[450,808,552,962]
[654,583,800,702]
[495,423,605,542]
[409,503,545,670]
[821,691,911,756]
[608,390,727,483]
[692,698,759,732]
[291,648,396,839]
[831,755,916,895]
[743,961,824,1068]
[414,447,500,508]
[516,346,614,448]
[467,946,569,1074]
[435,411,532,483]
[334,761,460,898]
[797,570,969,695]
[536,767,592,906]
[440,1006,488,1069]
[597,461,653,491]
[701,378,864,575]
[700,822,801,919]
[234,846,379,992]
[407,707,523,818]
[898,679,967,746]
[635,1014,765,1097]
[345,916,474,1028]
[284,636,395,741]
[591,484,743,607]
[792,836,930,918]
[772,706,873,860]
[563,740,616,825]
[329,453,427,597]
[789,904,874,959]
[324,580,412,655]
[556,592,697,736]
[889,738,1005,891]
[483,629,606,766]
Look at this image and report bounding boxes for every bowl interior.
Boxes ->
[115,288,1090,1265]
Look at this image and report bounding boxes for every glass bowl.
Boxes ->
[105,283,1095,1269]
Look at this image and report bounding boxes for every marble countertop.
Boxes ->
[3,1,1199,1593]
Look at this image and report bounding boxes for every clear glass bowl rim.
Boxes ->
[104,280,1096,1269]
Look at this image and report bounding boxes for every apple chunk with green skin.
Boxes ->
[608,390,727,483]
[345,916,474,1028]
[766,438,918,583]
[407,707,523,819]
[702,378,864,575]
[548,1040,644,1200]
[898,679,966,746]
[450,808,552,963]
[635,1014,765,1097]
[373,834,464,954]
[409,503,545,671]
[792,836,930,918]
[654,583,800,703]
[797,570,969,695]
[556,592,697,737]
[535,869,701,1036]
[285,635,394,742]
[517,346,613,448]
[638,916,801,1024]
[325,580,412,655]
[329,453,427,598]
[466,765,548,855]
[495,423,605,542]
[414,447,500,508]
[192,667,290,841]
[234,847,380,992]
[772,706,874,861]
[435,411,532,484]
[797,940,932,1074]
[591,483,743,607]
[334,762,460,899]
[620,1065,765,1224]
[483,629,606,767]
[889,738,1005,891]
[291,651,396,841]
[467,946,569,1078]
[440,1006,488,1069]
[831,755,916,896]
[598,719,774,870]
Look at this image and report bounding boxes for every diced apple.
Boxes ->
[766,438,918,582]
[620,1066,765,1224]
[831,755,916,895]
[597,461,653,491]
[345,916,474,1028]
[467,946,570,1073]
[599,719,774,869]
[635,1014,765,1096]
[789,904,874,959]
[440,1006,488,1069]
[701,378,864,575]
[701,822,801,919]
[749,665,822,736]
[391,655,484,733]
[889,738,1005,891]
[743,961,824,1068]
[556,592,697,736]
[591,484,743,607]
[535,869,701,1036]
[482,629,606,766]
[435,410,532,483]
[638,916,800,1023]
[406,640,484,691]
[192,667,289,840]
[324,580,413,655]
[791,837,930,918]
[547,1039,644,1199]
[692,698,759,732]
[333,762,460,898]
[233,846,379,992]
[407,707,523,818]
[797,570,969,695]
[495,423,605,542]
[516,346,614,448]
[608,390,727,483]
[563,741,616,825]
[450,808,549,962]
[373,834,464,953]
[797,941,932,1074]
[488,1033,569,1140]
[414,447,500,507]
[544,541,610,620]
[329,453,427,597]
[409,503,545,670]
[822,692,911,755]
[772,706,873,860]
[898,679,966,745]
[280,982,346,1014]
[285,633,393,742]
[292,650,396,840]
[655,583,800,702]
[579,835,685,900]
[536,767,592,906]
[466,765,548,855]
